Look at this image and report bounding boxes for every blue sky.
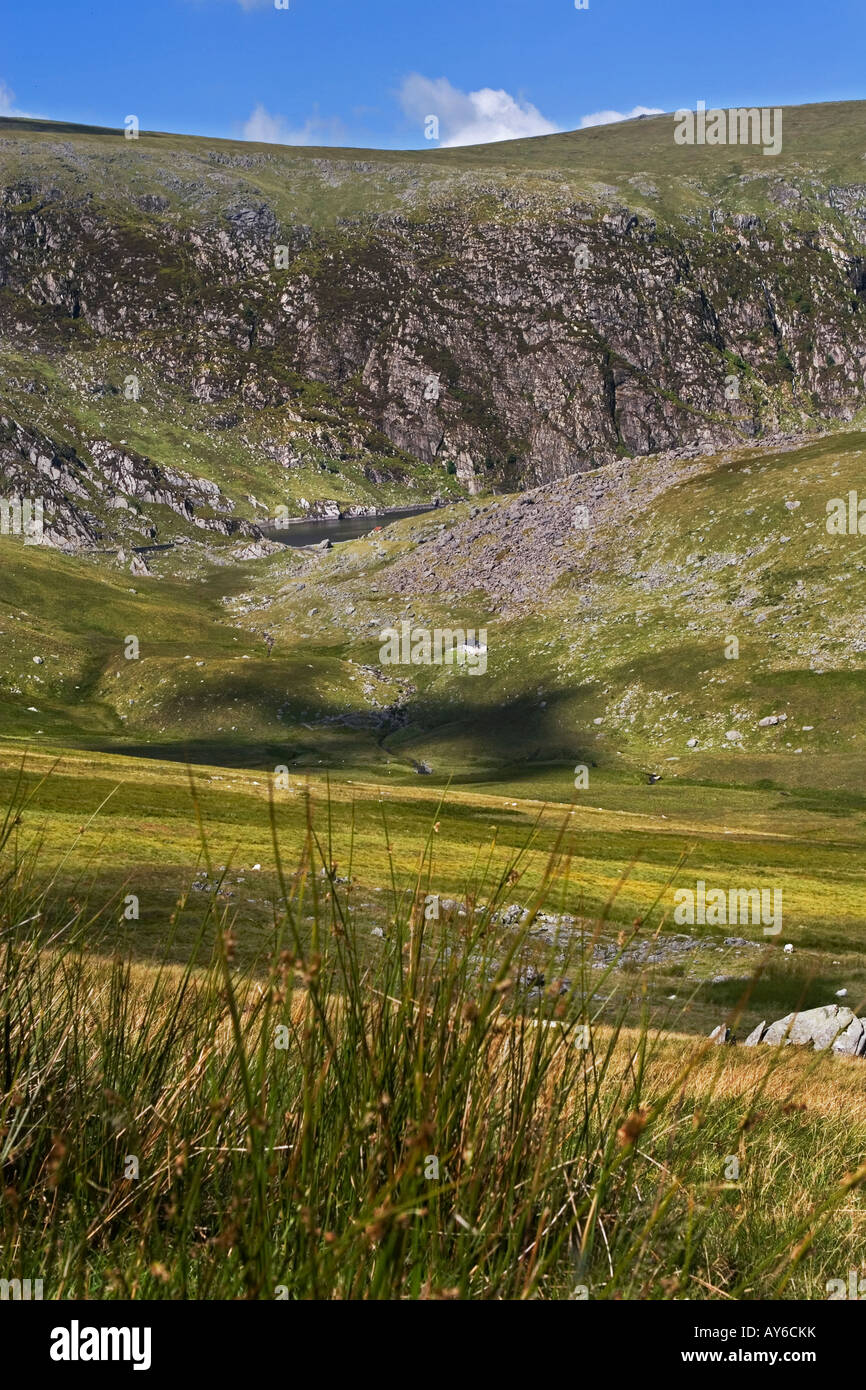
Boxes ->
[2,0,863,149]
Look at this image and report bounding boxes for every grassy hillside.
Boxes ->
[3,100,866,226]
[4,429,866,778]
[1,425,865,1036]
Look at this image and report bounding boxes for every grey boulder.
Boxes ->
[743,1020,767,1046]
[753,1004,865,1056]
[833,1016,866,1057]
[811,1007,855,1050]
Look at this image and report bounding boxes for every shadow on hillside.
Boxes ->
[73,683,608,778]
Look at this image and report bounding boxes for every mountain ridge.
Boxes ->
[1,100,866,547]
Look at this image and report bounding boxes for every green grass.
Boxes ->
[1,429,866,983]
[0,743,864,1041]
[4,100,866,228]
[2,773,866,1300]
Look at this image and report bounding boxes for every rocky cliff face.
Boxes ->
[0,415,254,551]
[291,206,866,485]
[1,117,866,544]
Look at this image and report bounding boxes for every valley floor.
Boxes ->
[2,428,866,1300]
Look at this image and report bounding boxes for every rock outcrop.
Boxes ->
[2,115,866,546]
[0,414,257,551]
[736,1004,866,1056]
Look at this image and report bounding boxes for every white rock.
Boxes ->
[811,1007,855,1050]
[762,1012,795,1044]
[743,1020,767,1046]
[833,1017,865,1056]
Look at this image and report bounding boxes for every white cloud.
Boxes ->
[0,81,40,119]
[398,74,559,147]
[242,103,345,146]
[579,105,664,129]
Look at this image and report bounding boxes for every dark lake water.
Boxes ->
[268,505,438,548]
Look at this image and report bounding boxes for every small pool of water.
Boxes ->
[268,505,438,548]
